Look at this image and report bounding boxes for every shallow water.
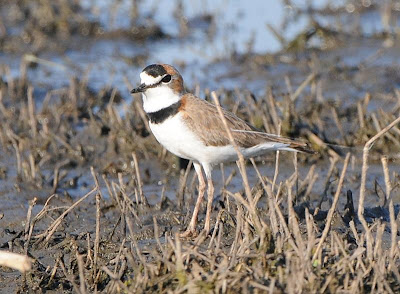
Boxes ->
[3,0,394,99]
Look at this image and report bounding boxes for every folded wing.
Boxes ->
[180,94,314,154]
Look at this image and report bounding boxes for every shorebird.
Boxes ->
[131,64,313,237]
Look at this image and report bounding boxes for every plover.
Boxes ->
[131,64,313,237]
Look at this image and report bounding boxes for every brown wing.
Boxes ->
[179,94,314,153]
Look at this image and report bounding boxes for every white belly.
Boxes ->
[149,113,291,165]
[149,113,237,164]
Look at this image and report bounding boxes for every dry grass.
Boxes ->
[1,59,399,292]
[1,1,400,293]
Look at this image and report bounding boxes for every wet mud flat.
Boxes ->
[1,0,400,293]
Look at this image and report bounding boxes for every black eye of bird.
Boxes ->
[161,75,172,83]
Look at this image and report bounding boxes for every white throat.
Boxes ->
[142,86,181,113]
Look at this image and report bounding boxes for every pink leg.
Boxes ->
[203,164,214,234]
[204,177,214,234]
[180,162,205,237]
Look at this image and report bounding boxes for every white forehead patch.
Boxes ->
[140,72,162,86]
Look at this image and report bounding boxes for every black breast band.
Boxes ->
[146,101,181,124]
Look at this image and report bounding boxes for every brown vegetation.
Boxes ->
[0,0,400,293]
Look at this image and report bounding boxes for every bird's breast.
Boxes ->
[149,113,239,164]
[149,113,204,161]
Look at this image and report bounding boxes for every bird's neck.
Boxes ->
[146,100,181,124]
[142,87,181,113]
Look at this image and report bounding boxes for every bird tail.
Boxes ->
[231,129,316,155]
[283,141,316,154]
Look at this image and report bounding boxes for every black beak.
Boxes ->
[130,83,147,94]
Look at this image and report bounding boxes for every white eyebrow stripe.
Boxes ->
[140,72,162,86]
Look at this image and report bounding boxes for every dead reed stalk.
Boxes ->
[36,186,97,243]
[211,91,263,235]
[358,115,400,259]
[312,152,350,262]
[132,152,148,206]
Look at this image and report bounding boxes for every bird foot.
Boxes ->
[179,229,198,239]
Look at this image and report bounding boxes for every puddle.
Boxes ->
[4,0,394,98]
